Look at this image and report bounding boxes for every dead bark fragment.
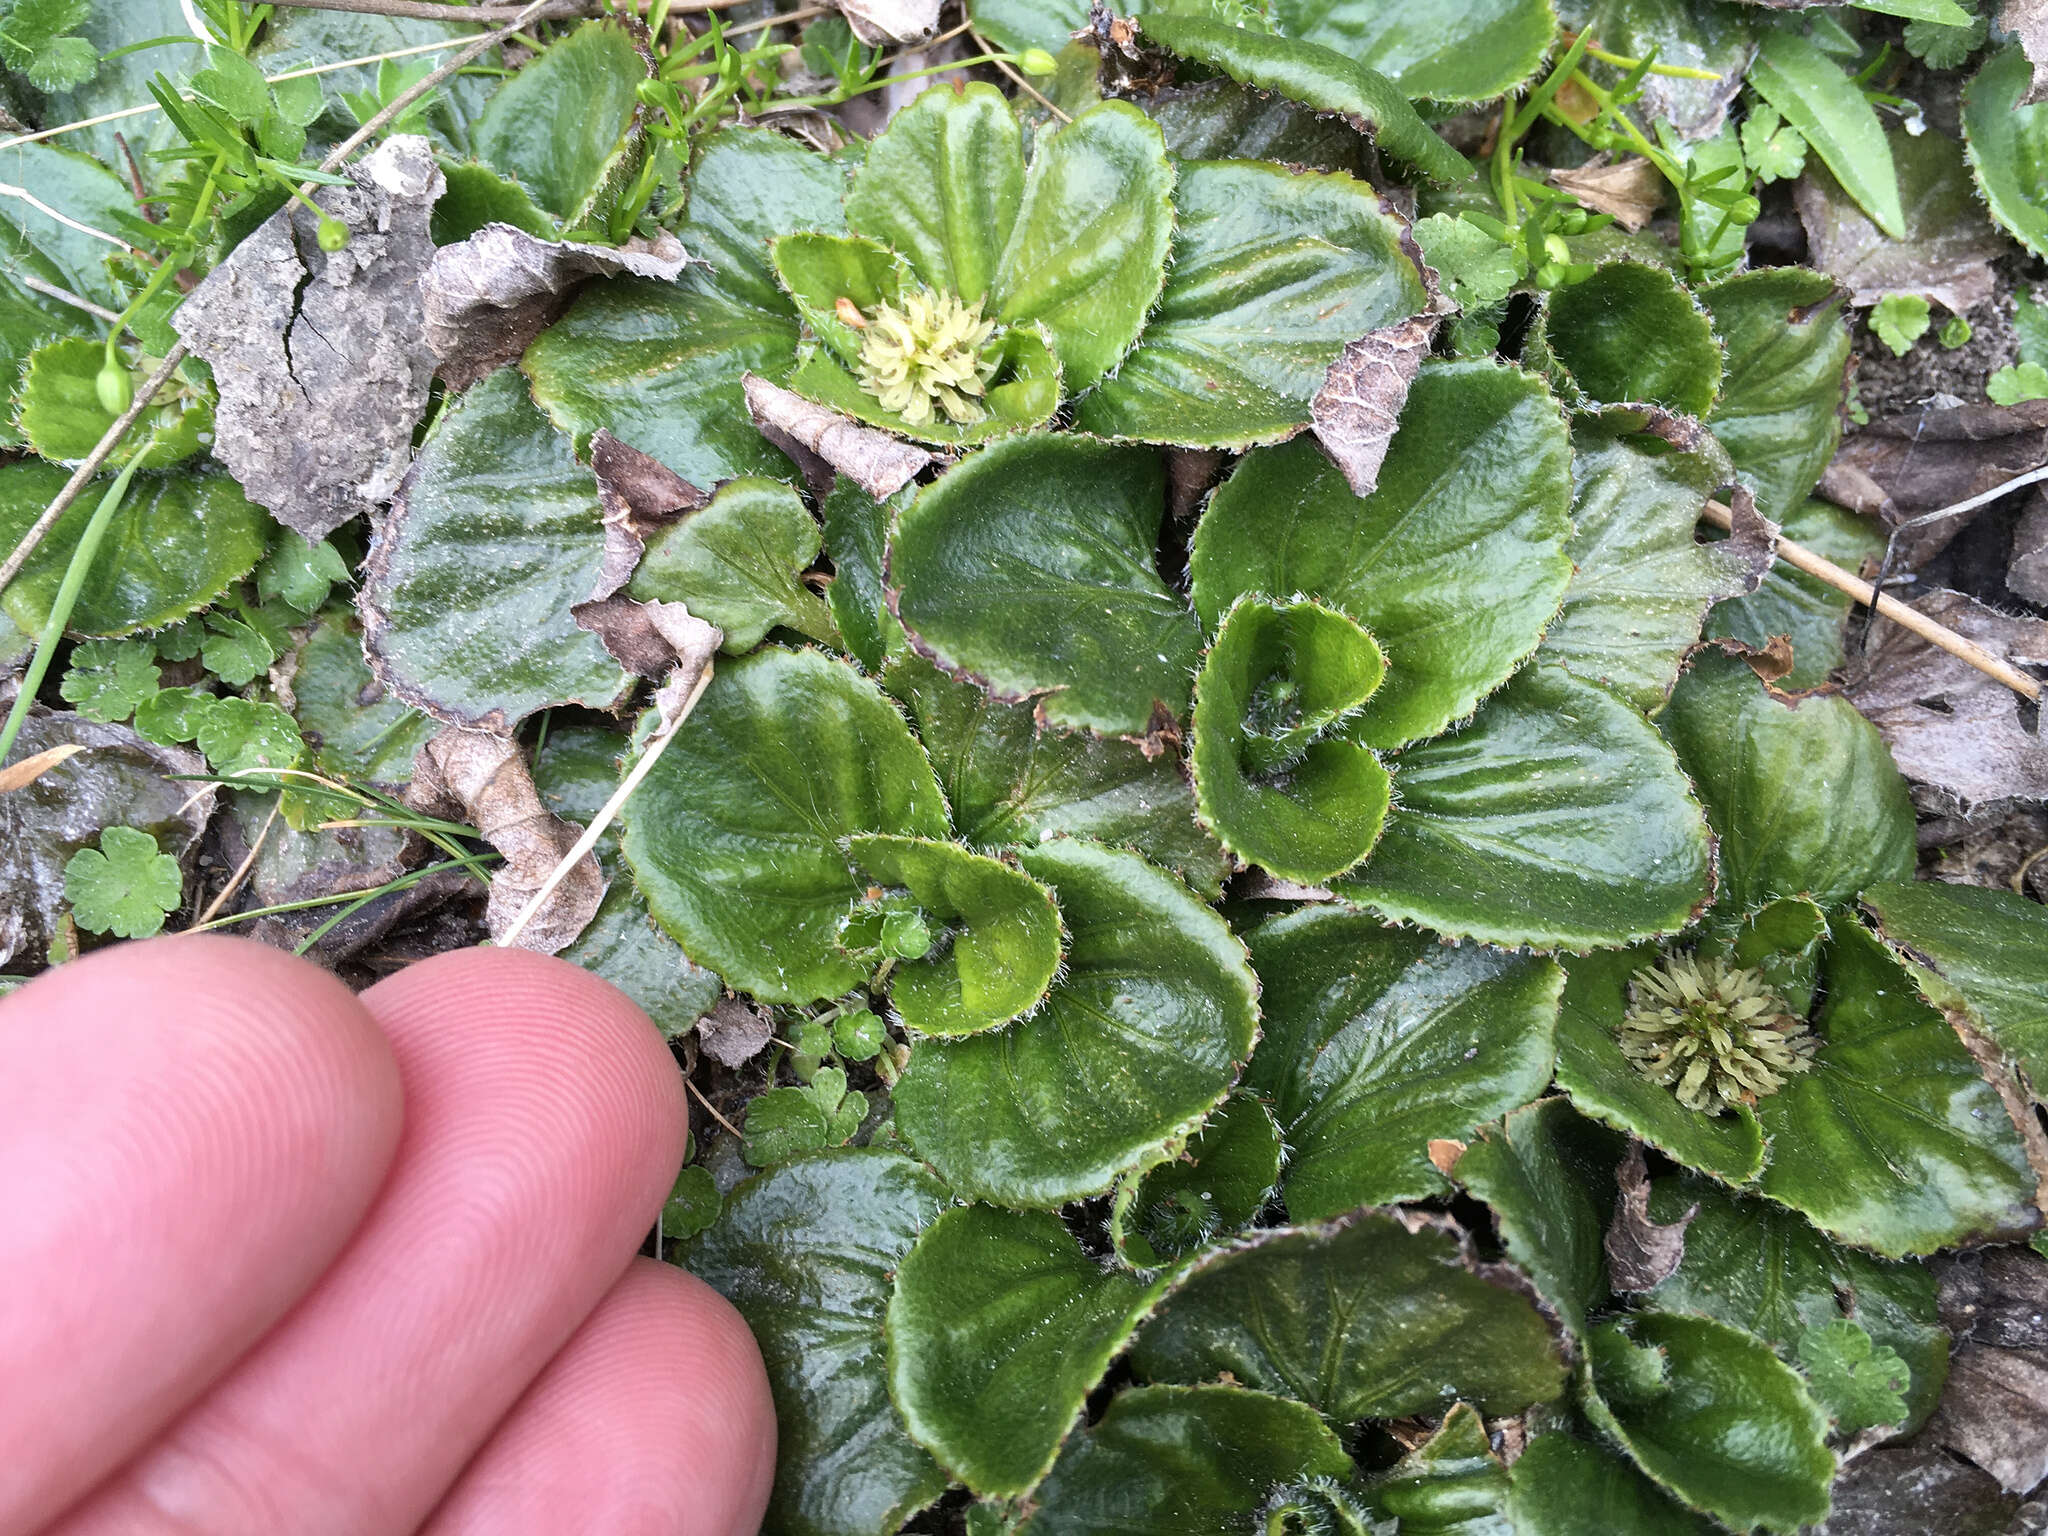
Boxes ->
[1846,589,2048,809]
[698,994,774,1067]
[2006,0,2048,105]
[742,374,931,501]
[1605,1142,1697,1292]
[421,223,690,391]
[405,727,605,955]
[173,135,443,540]
[834,0,939,45]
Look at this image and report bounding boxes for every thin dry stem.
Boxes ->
[197,796,282,924]
[971,24,1069,121]
[685,1075,745,1140]
[1700,499,2042,702]
[15,274,123,325]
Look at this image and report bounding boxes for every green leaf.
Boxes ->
[1583,1312,1835,1534]
[1574,0,1756,140]
[845,834,1062,1037]
[133,685,214,747]
[1741,105,1810,184]
[1988,361,2048,404]
[1190,595,1390,883]
[823,479,908,673]
[845,82,1023,306]
[1552,948,1767,1183]
[1191,362,1574,750]
[888,653,1227,899]
[1749,25,1903,238]
[1904,5,1987,67]
[1507,1434,1721,1536]
[619,645,949,1003]
[781,322,1061,448]
[1334,667,1715,951]
[660,1163,721,1242]
[773,231,912,369]
[1017,1385,1353,1536]
[0,461,269,639]
[199,615,275,688]
[0,274,89,453]
[58,638,159,722]
[472,17,649,226]
[965,0,1089,55]
[1270,0,1553,103]
[63,824,181,938]
[433,160,559,244]
[1659,651,1914,916]
[1143,77,1368,176]
[256,535,350,617]
[1644,1171,1948,1435]
[989,101,1175,392]
[1538,263,1723,417]
[1076,159,1428,448]
[1699,267,1850,524]
[360,368,630,730]
[1705,498,1886,691]
[0,140,134,306]
[1454,1097,1624,1338]
[1134,14,1472,184]
[887,1203,1173,1497]
[744,1071,868,1166]
[1865,879,2048,1091]
[1133,1210,1568,1420]
[1357,1402,1511,1529]
[1797,1320,1911,1436]
[1113,1093,1283,1265]
[523,128,846,485]
[1244,907,1562,1218]
[626,476,838,652]
[194,696,305,781]
[1963,44,2048,257]
[890,434,1202,737]
[0,0,96,92]
[1537,410,1744,711]
[893,838,1258,1209]
[532,723,720,1039]
[1870,293,1931,357]
[289,612,436,784]
[16,337,209,469]
[1754,919,2037,1257]
[686,1150,954,1536]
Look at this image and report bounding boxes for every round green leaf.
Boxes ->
[1017,1385,1352,1536]
[1075,159,1428,448]
[674,128,853,307]
[619,645,949,1003]
[1335,666,1715,951]
[1698,268,1850,523]
[1538,411,1743,711]
[1190,361,1574,750]
[1705,498,1885,692]
[1356,1402,1509,1526]
[1132,1211,1568,1421]
[988,101,1174,392]
[17,338,211,469]
[63,824,182,939]
[1271,0,1554,103]
[1553,948,1767,1184]
[893,838,1258,1209]
[1454,1097,1626,1338]
[888,653,1228,899]
[1539,263,1723,417]
[1584,1311,1835,1535]
[846,834,1062,1037]
[627,476,838,652]
[1865,879,2048,1091]
[1134,13,1471,183]
[1645,1171,1949,1435]
[1244,907,1562,1218]
[1190,595,1390,884]
[472,16,649,226]
[1660,651,1914,917]
[686,1149,954,1536]
[360,368,630,730]
[0,460,268,639]
[1113,1093,1283,1266]
[844,82,1024,306]
[886,1203,1173,1498]
[890,434,1202,737]
[1963,45,2048,257]
[290,612,437,785]
[966,0,1088,55]
[1754,920,2037,1258]
[1507,1433,1723,1535]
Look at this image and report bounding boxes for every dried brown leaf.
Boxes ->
[1822,400,2048,566]
[1605,1142,1697,1293]
[1548,156,1665,232]
[421,224,689,392]
[834,0,940,45]
[698,993,773,1067]
[2012,490,2048,607]
[0,742,83,793]
[741,374,931,501]
[405,727,604,955]
[1847,589,2048,808]
[587,429,709,606]
[173,136,443,539]
[574,594,721,682]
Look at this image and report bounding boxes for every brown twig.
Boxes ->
[197,796,282,924]
[685,1074,746,1140]
[15,274,123,325]
[0,0,555,603]
[1701,499,2042,702]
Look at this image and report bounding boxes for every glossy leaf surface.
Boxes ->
[628,477,839,652]
[1865,879,2048,1090]
[1750,25,1903,238]
[1507,1434,1720,1536]
[1963,45,2048,257]
[1114,1093,1283,1266]
[1540,263,1723,416]
[472,17,648,225]
[1271,0,1555,103]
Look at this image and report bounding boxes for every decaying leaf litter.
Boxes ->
[4,0,2048,1529]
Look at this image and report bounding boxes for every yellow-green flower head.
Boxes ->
[1618,953,1817,1116]
[854,287,999,429]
